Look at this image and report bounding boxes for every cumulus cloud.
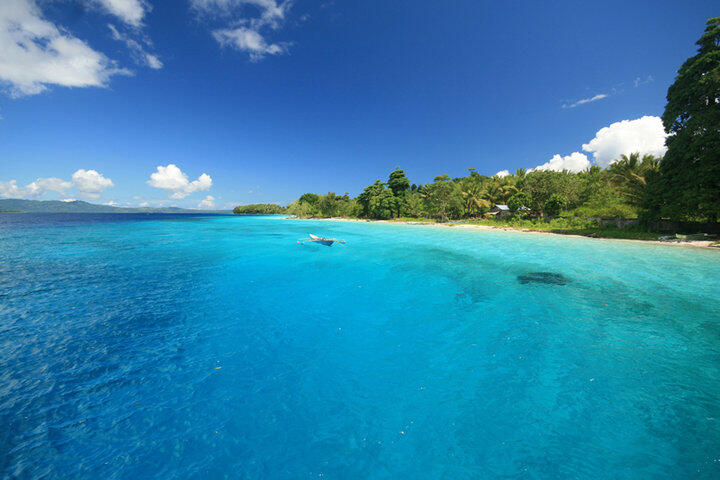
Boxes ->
[562,94,608,109]
[93,0,147,27]
[147,164,213,199]
[530,152,591,173]
[0,169,113,199]
[582,116,668,168]
[192,0,292,61]
[28,177,73,194]
[494,170,510,178]
[198,195,216,209]
[0,180,34,198]
[0,0,130,97]
[108,24,162,69]
[72,169,114,199]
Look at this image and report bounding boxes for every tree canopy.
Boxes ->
[284,19,720,230]
[645,16,720,222]
[286,161,662,222]
[233,204,286,214]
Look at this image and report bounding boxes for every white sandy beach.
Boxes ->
[289,217,720,250]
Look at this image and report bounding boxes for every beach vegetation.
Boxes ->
[508,192,532,213]
[422,175,463,222]
[544,194,567,217]
[280,18,719,238]
[643,17,720,223]
[233,204,287,214]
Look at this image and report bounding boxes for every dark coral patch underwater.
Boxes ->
[517,272,571,285]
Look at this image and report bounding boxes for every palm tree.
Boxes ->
[608,152,661,207]
[459,176,491,217]
[485,176,517,204]
[497,180,518,203]
[485,180,503,205]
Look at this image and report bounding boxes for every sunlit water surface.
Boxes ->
[1,213,719,479]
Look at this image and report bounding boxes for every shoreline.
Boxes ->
[289,216,720,250]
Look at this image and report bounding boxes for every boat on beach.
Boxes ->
[297,234,346,246]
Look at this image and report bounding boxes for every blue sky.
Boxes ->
[0,0,717,209]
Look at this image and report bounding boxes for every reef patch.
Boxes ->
[517,272,571,285]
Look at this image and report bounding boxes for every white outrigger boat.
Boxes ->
[297,234,346,247]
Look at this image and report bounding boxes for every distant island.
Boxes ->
[0,199,230,214]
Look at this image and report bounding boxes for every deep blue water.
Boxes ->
[1,213,719,479]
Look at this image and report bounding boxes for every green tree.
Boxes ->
[577,164,606,205]
[404,192,425,218]
[423,175,462,222]
[357,180,384,217]
[507,192,532,212]
[459,172,491,217]
[357,180,396,219]
[298,193,320,206]
[522,170,583,212]
[233,204,286,214]
[368,189,396,219]
[317,192,352,217]
[388,168,411,196]
[572,187,637,218]
[608,153,660,208]
[650,17,720,221]
[286,200,315,217]
[544,194,567,217]
[388,168,411,217]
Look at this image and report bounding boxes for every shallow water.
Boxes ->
[1,213,719,479]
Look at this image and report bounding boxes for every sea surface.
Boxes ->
[1,213,719,479]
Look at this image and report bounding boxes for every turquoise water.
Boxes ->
[1,213,719,479]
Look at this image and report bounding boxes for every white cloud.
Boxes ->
[72,169,114,198]
[0,180,35,198]
[530,152,590,173]
[634,75,653,87]
[0,177,73,198]
[0,0,130,97]
[139,201,149,207]
[198,195,216,209]
[29,177,73,194]
[93,0,147,27]
[494,170,510,178]
[191,0,289,26]
[104,200,118,206]
[1,169,113,199]
[213,27,286,60]
[192,0,292,61]
[0,177,75,198]
[582,116,668,168]
[145,53,163,69]
[147,164,213,199]
[108,24,162,69]
[562,94,608,109]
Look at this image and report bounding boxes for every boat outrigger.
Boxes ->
[297,234,346,247]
